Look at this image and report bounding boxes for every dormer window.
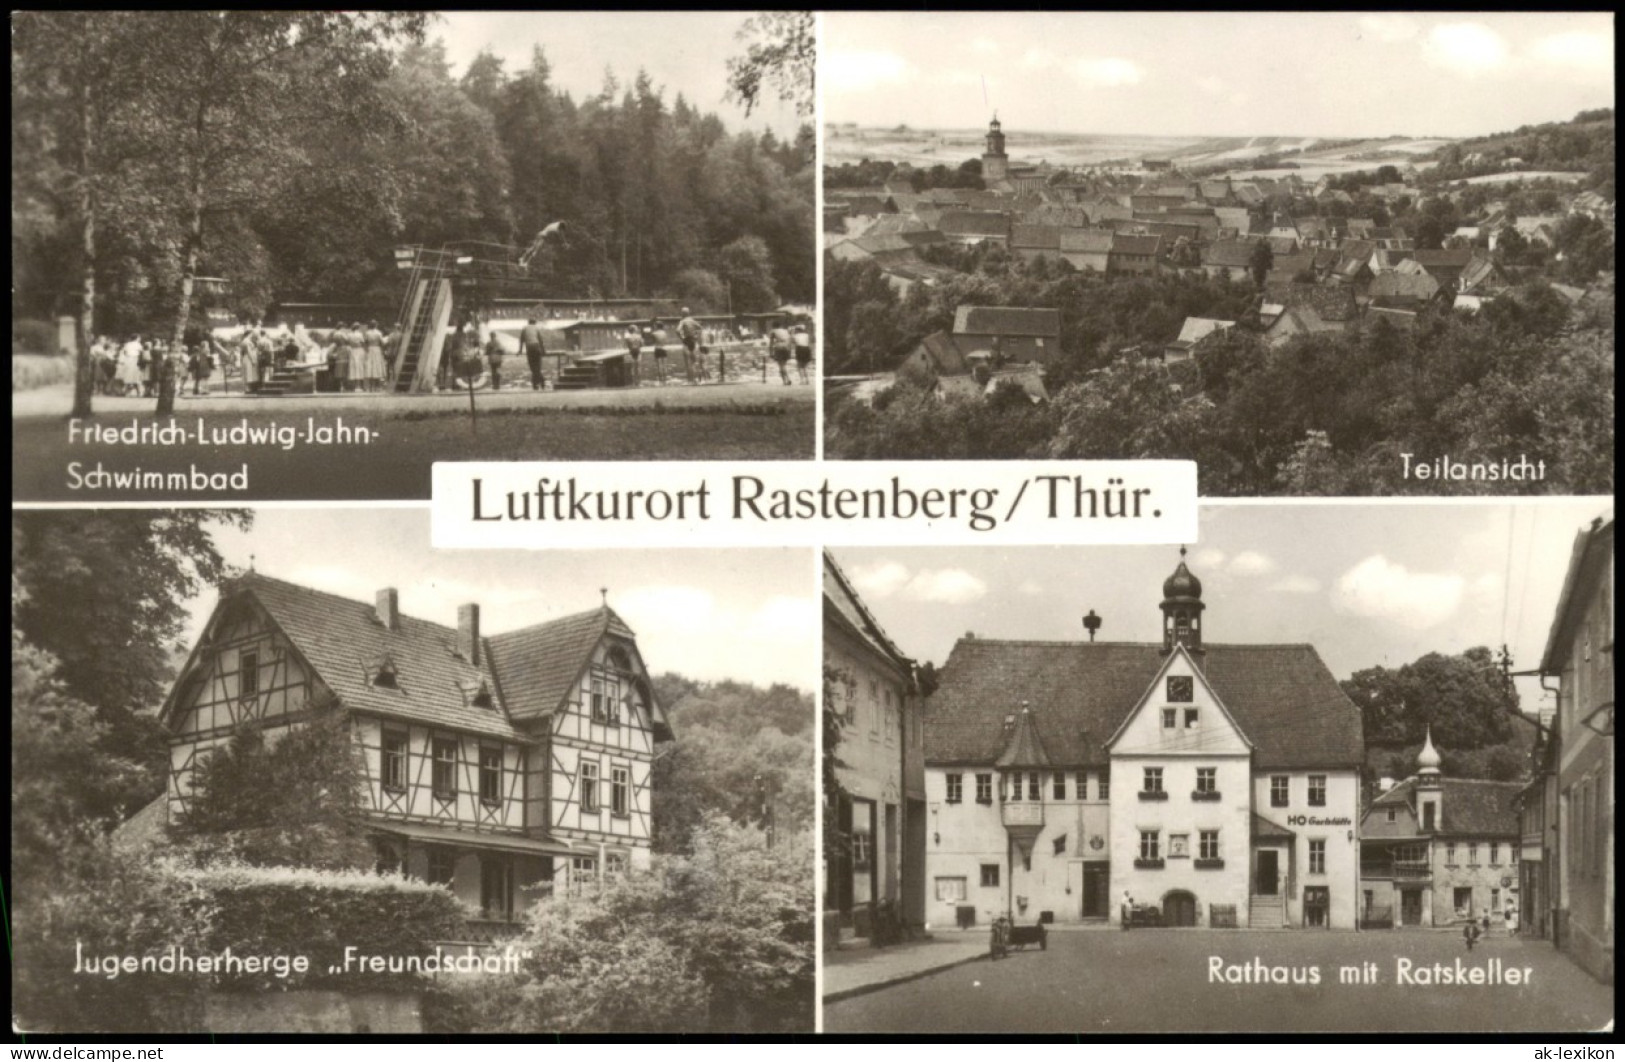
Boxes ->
[372,654,399,689]
[472,680,494,710]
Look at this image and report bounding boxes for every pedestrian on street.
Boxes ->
[1121,890,1134,930]
[1464,920,1482,951]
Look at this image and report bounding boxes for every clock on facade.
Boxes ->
[1167,675,1194,702]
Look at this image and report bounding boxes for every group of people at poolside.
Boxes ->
[614,309,814,387]
[89,309,814,398]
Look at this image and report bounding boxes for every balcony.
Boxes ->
[1194,858,1225,870]
[1191,790,1221,802]
[1001,802,1044,829]
[1134,858,1165,870]
[1361,859,1431,880]
[1138,789,1169,802]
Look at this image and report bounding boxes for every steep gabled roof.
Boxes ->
[824,552,914,679]
[1541,517,1614,672]
[199,573,522,739]
[925,639,1363,770]
[487,605,640,724]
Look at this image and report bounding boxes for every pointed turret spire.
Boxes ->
[1417,725,1442,775]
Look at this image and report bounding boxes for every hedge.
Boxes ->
[177,863,466,992]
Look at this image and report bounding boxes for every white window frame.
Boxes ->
[579,760,601,813]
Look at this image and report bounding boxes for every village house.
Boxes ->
[825,553,927,941]
[950,305,1062,365]
[1201,239,1259,282]
[1109,234,1162,277]
[922,554,1364,930]
[1163,317,1235,363]
[1264,285,1360,347]
[1539,516,1614,982]
[158,573,672,938]
[1010,225,1112,273]
[1358,735,1522,929]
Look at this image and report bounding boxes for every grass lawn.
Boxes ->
[13,403,815,502]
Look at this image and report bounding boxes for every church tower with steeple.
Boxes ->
[982,114,1010,182]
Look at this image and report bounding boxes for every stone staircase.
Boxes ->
[1249,894,1287,928]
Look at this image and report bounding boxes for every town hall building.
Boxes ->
[922,553,1364,930]
[157,572,672,938]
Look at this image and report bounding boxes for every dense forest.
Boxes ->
[11,13,815,347]
[825,251,1614,496]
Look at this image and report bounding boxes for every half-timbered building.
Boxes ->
[159,572,672,935]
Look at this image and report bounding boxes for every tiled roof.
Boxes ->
[112,795,168,851]
[1284,283,1358,322]
[938,210,1011,238]
[925,640,1364,769]
[952,305,1062,338]
[911,330,969,376]
[1175,317,1235,345]
[995,708,1053,767]
[824,552,913,675]
[1203,239,1259,269]
[1011,224,1063,250]
[840,196,894,217]
[487,606,637,723]
[1541,517,1614,671]
[1111,234,1162,257]
[219,573,523,740]
[1371,777,1522,838]
[1061,229,1114,254]
[1370,272,1441,303]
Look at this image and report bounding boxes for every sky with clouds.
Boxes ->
[430,11,802,139]
[186,509,815,692]
[832,500,1612,715]
[824,12,1614,138]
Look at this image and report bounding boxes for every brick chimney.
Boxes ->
[458,603,480,665]
[375,588,399,631]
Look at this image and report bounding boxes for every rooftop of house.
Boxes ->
[1367,776,1524,838]
[925,639,1364,770]
[175,572,668,741]
[952,305,1062,338]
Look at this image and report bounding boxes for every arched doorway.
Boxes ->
[1162,889,1198,927]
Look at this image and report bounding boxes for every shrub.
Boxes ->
[12,317,60,356]
[11,841,214,1034]
[13,354,76,392]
